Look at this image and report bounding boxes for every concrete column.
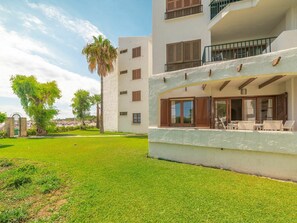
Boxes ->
[5,118,14,138]
[20,118,27,137]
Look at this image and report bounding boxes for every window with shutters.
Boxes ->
[165,0,203,20]
[120,49,128,54]
[132,91,141,101]
[132,113,141,124]
[132,69,141,80]
[120,70,128,75]
[120,112,128,116]
[170,99,194,127]
[132,47,141,58]
[166,39,201,72]
[120,91,127,95]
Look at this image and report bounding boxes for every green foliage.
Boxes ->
[71,90,93,128]
[7,176,32,189]
[26,128,36,136]
[0,208,28,223]
[10,75,61,135]
[0,160,13,168]
[92,94,101,104]
[38,175,61,194]
[17,164,37,174]
[0,112,6,123]
[0,130,7,138]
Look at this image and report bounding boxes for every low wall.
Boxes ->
[149,128,297,181]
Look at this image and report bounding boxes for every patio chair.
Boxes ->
[237,121,255,130]
[283,120,295,131]
[263,120,283,131]
[219,117,226,129]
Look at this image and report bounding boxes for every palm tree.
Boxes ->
[92,94,101,129]
[82,35,117,133]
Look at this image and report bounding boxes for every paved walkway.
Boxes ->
[28,134,146,139]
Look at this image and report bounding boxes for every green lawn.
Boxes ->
[0,136,296,222]
[47,128,129,136]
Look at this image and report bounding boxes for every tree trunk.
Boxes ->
[36,125,47,136]
[96,103,100,129]
[100,75,104,133]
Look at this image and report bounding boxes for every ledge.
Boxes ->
[149,127,297,156]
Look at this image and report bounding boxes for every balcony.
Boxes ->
[165,4,203,20]
[202,37,276,64]
[165,60,202,72]
[210,0,243,19]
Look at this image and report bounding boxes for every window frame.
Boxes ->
[132,113,141,124]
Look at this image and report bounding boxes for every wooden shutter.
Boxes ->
[195,97,211,127]
[193,39,201,61]
[167,0,175,11]
[192,0,201,5]
[184,0,191,7]
[132,47,141,58]
[160,99,170,127]
[132,91,141,101]
[132,69,141,80]
[175,42,183,63]
[184,41,192,62]
[176,0,183,9]
[167,44,175,64]
[276,93,288,122]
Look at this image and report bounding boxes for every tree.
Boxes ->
[92,94,101,129]
[71,90,93,129]
[0,112,6,123]
[10,75,61,136]
[82,35,117,133]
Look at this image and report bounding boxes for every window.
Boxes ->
[258,98,274,122]
[166,39,201,71]
[132,91,141,101]
[120,70,128,75]
[166,0,203,20]
[120,49,128,54]
[120,91,127,95]
[120,112,128,116]
[133,113,141,124]
[132,47,141,58]
[171,100,194,126]
[132,69,141,80]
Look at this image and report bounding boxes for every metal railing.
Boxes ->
[165,5,203,20]
[210,0,242,19]
[165,60,202,72]
[202,37,277,64]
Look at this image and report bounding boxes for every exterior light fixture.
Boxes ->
[241,88,247,95]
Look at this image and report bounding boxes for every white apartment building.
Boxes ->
[103,36,152,134]
[149,0,297,181]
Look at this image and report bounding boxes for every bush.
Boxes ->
[7,176,32,189]
[0,160,13,168]
[27,128,36,136]
[17,164,37,174]
[0,208,27,223]
[0,130,7,138]
[38,175,61,194]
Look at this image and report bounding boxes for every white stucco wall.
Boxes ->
[117,37,152,134]
[103,60,119,132]
[152,0,211,74]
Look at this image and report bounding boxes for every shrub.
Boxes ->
[0,160,13,168]
[38,175,61,194]
[17,164,37,174]
[0,130,7,138]
[7,176,32,189]
[27,128,36,136]
[0,208,28,223]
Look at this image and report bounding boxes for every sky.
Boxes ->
[0,0,152,118]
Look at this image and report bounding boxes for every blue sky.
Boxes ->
[0,0,152,118]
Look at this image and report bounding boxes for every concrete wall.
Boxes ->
[117,37,152,134]
[103,61,119,132]
[152,0,211,74]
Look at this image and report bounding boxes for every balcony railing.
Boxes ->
[165,60,202,72]
[210,0,242,19]
[165,5,203,20]
[202,37,277,64]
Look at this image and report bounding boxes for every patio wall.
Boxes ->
[149,127,297,181]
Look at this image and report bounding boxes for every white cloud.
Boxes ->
[27,2,104,42]
[0,24,100,118]
[22,14,47,34]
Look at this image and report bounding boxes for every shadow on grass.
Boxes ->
[124,135,148,139]
[0,145,14,149]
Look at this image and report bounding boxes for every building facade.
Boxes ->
[149,0,297,181]
[104,36,152,134]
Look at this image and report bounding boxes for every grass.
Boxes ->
[0,136,296,222]
[47,128,131,136]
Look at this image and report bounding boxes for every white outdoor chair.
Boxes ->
[283,120,295,131]
[237,121,255,130]
[219,117,226,129]
[263,120,283,131]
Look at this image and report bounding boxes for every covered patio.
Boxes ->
[149,47,297,182]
